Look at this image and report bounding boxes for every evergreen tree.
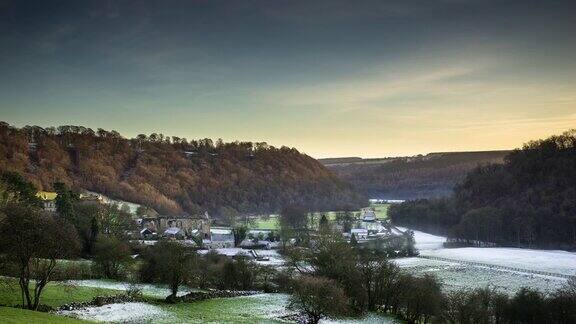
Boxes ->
[319,214,330,233]
[350,233,358,246]
[54,182,79,224]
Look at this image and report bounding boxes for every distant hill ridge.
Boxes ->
[320,150,511,199]
[0,122,366,217]
[319,150,511,165]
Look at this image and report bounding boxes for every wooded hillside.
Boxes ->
[389,130,576,249]
[320,151,510,199]
[0,122,366,216]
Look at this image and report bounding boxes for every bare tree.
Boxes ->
[289,275,348,324]
[0,203,80,310]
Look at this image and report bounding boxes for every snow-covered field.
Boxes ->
[397,227,446,251]
[420,247,576,276]
[394,228,576,294]
[403,227,576,275]
[197,247,250,257]
[197,248,286,266]
[322,314,400,323]
[254,249,286,266]
[396,257,568,294]
[66,280,193,298]
[57,302,170,322]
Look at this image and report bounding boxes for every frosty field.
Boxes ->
[395,228,576,294]
[57,302,170,323]
[65,279,194,298]
[419,247,576,276]
[57,294,399,323]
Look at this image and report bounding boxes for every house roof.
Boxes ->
[361,210,376,220]
[210,228,235,242]
[37,191,57,201]
[351,228,368,234]
[211,228,233,235]
[164,227,182,235]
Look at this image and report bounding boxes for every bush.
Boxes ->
[92,236,133,279]
[289,275,349,324]
[139,240,198,299]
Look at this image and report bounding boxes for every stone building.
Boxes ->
[140,211,211,239]
[203,227,235,249]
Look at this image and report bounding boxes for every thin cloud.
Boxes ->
[256,60,490,107]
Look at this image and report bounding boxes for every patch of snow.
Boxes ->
[322,313,400,323]
[211,228,233,235]
[198,248,251,257]
[393,257,458,267]
[58,302,170,322]
[396,227,446,251]
[254,249,285,266]
[248,229,272,234]
[196,248,286,266]
[66,280,192,298]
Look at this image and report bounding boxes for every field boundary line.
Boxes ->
[417,255,576,279]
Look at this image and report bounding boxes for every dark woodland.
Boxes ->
[321,151,510,200]
[390,130,576,249]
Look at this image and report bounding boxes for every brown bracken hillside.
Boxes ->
[0,122,366,216]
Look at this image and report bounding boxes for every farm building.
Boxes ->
[204,227,235,248]
[351,228,369,240]
[360,207,376,221]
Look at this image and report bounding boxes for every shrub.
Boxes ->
[93,236,133,279]
[289,275,349,324]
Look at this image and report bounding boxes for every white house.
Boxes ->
[203,227,235,248]
[163,227,184,238]
[360,207,376,221]
[351,228,368,240]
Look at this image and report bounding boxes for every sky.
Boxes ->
[0,0,575,158]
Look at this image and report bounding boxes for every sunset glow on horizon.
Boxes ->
[1,0,575,158]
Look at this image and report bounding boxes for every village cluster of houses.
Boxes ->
[343,207,396,242]
[37,190,397,252]
[36,190,240,249]
[138,212,238,249]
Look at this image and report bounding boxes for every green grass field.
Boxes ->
[0,307,89,324]
[157,293,288,323]
[252,216,280,230]
[0,278,122,308]
[156,293,400,323]
[371,203,390,220]
[250,204,389,230]
[0,279,399,323]
[0,278,123,324]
